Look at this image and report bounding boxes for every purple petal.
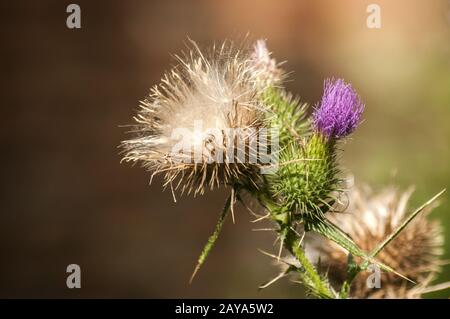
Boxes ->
[312,78,364,139]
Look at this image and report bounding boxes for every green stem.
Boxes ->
[257,190,334,298]
[190,194,231,283]
[284,227,334,299]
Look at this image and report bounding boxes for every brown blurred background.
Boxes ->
[0,0,449,298]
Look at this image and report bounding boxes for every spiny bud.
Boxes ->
[262,87,309,146]
[269,134,340,218]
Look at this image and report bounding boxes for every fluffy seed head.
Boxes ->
[121,40,273,196]
[250,39,284,88]
[307,184,445,298]
[312,78,364,139]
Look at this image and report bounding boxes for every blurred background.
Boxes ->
[0,0,449,298]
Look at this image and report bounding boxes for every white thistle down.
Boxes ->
[250,39,285,88]
[121,40,279,196]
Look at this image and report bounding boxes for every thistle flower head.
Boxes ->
[250,39,284,88]
[121,40,272,196]
[312,78,364,139]
[307,184,445,298]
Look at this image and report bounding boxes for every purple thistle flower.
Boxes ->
[312,78,364,139]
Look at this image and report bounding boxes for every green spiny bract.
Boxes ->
[269,133,341,219]
[262,87,309,146]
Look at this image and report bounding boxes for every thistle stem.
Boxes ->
[257,191,334,298]
[284,226,334,298]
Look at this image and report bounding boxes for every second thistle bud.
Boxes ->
[269,134,339,218]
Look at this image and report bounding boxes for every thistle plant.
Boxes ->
[120,39,448,298]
